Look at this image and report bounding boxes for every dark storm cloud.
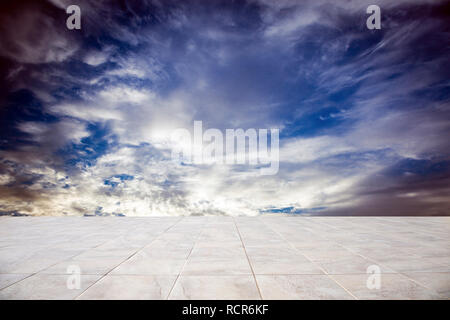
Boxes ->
[0,0,80,64]
[319,159,450,216]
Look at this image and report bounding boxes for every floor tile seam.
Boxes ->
[291,219,447,298]
[233,217,263,300]
[24,224,147,279]
[395,271,450,299]
[73,217,185,300]
[0,232,127,293]
[165,218,210,300]
[309,219,450,292]
[314,217,450,244]
[259,218,358,300]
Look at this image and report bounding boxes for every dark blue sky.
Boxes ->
[0,0,449,216]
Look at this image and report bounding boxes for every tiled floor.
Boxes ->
[0,216,449,299]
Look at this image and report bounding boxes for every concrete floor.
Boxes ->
[0,216,449,300]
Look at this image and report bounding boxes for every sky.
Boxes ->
[0,0,449,216]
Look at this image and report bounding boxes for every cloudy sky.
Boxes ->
[0,0,449,216]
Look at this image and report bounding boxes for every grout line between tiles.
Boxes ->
[260,218,358,300]
[0,228,132,293]
[165,218,209,300]
[233,217,264,300]
[311,218,449,297]
[72,217,184,300]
